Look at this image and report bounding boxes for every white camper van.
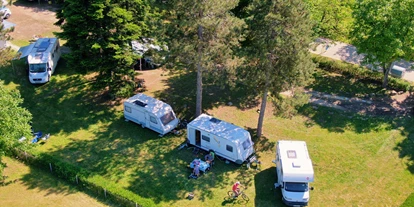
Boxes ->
[17,38,61,84]
[274,140,314,207]
[186,114,255,164]
[124,93,179,136]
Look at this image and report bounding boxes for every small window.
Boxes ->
[226,145,233,152]
[202,135,210,142]
[150,116,157,124]
[125,106,131,113]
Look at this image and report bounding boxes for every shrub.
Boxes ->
[312,54,414,92]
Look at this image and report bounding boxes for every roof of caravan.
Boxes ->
[124,93,173,118]
[188,114,251,143]
[278,140,314,182]
[26,38,58,64]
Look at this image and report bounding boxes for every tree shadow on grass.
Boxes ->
[12,0,61,13]
[153,70,260,120]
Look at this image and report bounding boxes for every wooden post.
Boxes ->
[49,163,52,172]
[104,189,107,198]
[76,175,78,184]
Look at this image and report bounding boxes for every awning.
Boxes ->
[15,43,35,59]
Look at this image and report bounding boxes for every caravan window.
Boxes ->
[226,145,233,152]
[29,63,47,72]
[160,111,175,125]
[150,116,157,124]
[284,182,308,192]
[242,139,252,150]
[202,135,210,142]
[125,106,131,113]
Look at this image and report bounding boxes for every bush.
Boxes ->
[311,54,414,92]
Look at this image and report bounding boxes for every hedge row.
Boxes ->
[311,54,413,92]
[10,149,156,207]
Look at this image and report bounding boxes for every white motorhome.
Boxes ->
[186,114,255,164]
[124,93,179,136]
[17,38,61,84]
[274,140,314,207]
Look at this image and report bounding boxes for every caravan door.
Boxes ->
[149,115,160,131]
[195,130,201,146]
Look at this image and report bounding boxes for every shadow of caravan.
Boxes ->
[186,114,255,164]
[123,93,179,136]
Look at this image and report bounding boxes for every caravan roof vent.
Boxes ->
[287,150,297,158]
[210,117,221,124]
[292,162,301,168]
[34,52,43,60]
[133,100,147,107]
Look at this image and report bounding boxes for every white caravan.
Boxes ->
[274,140,314,206]
[18,38,61,84]
[124,93,179,136]
[186,114,255,164]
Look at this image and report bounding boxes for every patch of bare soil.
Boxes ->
[7,2,61,41]
[309,90,414,117]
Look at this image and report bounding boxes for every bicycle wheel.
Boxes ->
[241,193,249,201]
[227,191,235,197]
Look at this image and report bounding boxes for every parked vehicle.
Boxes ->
[390,65,406,78]
[17,38,61,84]
[0,5,11,19]
[274,140,314,207]
[123,93,179,136]
[186,114,255,164]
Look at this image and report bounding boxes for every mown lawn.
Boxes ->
[1,57,413,207]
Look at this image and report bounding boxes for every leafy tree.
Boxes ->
[305,0,355,42]
[55,0,156,97]
[163,0,245,117]
[351,0,414,88]
[245,0,315,137]
[0,19,14,66]
[0,81,32,176]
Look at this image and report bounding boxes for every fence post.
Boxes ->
[24,151,27,160]
[136,203,138,207]
[76,175,78,184]
[104,188,107,198]
[49,163,52,172]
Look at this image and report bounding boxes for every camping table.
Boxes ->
[189,158,210,172]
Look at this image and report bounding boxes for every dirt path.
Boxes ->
[308,90,414,117]
[5,1,61,41]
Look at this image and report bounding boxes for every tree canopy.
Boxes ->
[245,0,315,137]
[0,81,32,176]
[55,0,157,97]
[164,0,245,117]
[351,0,414,87]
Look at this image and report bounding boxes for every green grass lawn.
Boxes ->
[1,58,413,206]
[0,157,110,207]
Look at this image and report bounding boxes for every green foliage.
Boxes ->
[245,0,316,136]
[312,54,413,92]
[272,91,310,119]
[304,0,355,42]
[163,0,246,116]
[351,0,414,87]
[0,19,14,66]
[401,193,414,207]
[0,81,32,176]
[55,0,156,97]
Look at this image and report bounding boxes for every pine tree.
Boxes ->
[164,0,245,117]
[55,0,155,96]
[246,0,316,137]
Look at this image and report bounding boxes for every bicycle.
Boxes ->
[226,187,249,202]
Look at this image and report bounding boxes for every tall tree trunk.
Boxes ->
[382,63,390,88]
[195,25,203,117]
[257,66,271,138]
